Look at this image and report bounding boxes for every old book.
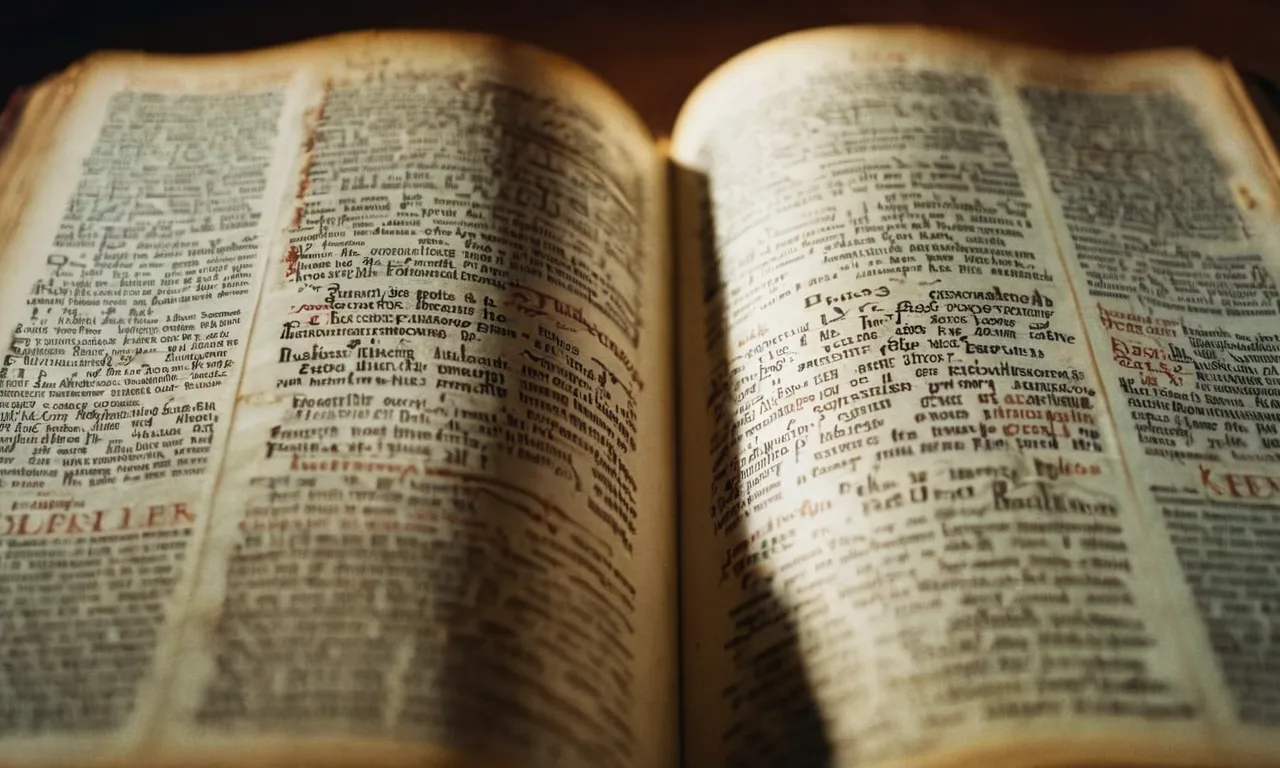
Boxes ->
[0,25,1278,768]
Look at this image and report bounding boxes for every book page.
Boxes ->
[151,33,677,768]
[0,49,305,763]
[1008,47,1280,762]
[672,27,1280,768]
[0,33,676,768]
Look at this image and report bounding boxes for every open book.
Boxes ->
[1,24,1279,768]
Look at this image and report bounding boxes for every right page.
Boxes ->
[671,26,1280,768]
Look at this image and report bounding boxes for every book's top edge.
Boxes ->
[39,29,654,140]
[670,24,1222,154]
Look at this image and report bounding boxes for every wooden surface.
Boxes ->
[2,0,1279,134]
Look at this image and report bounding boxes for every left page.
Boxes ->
[0,47,304,764]
[0,32,677,768]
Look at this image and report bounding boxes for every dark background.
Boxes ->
[2,0,1279,134]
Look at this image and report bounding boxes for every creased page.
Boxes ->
[0,53,306,763]
[671,27,1260,768]
[1008,49,1280,763]
[154,33,677,768]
